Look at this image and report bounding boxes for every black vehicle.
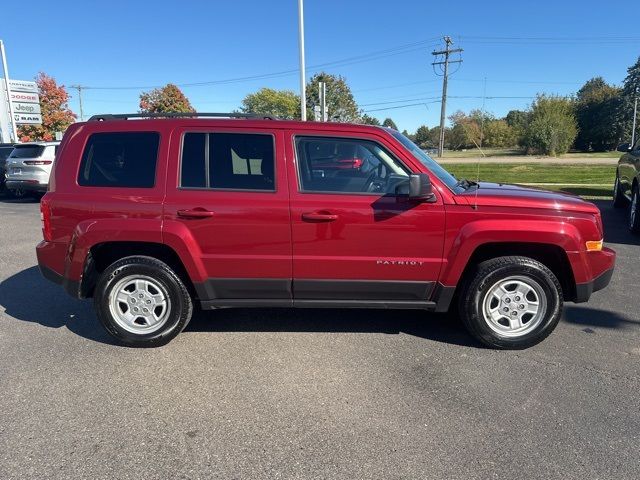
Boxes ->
[0,143,15,193]
[613,138,640,232]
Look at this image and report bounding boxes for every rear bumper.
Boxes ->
[6,179,48,192]
[37,241,81,298]
[573,247,616,303]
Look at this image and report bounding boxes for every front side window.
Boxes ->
[78,132,159,188]
[180,132,275,191]
[295,136,408,194]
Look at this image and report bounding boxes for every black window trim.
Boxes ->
[178,130,277,193]
[292,134,411,196]
[76,131,161,189]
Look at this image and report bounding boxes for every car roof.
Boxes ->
[14,141,60,146]
[80,117,392,135]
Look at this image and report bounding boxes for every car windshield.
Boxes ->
[389,130,465,193]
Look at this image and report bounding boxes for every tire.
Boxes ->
[629,184,640,233]
[94,256,193,347]
[458,256,563,349]
[612,173,627,208]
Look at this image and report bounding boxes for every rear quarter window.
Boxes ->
[78,132,160,188]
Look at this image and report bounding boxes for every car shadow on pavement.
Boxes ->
[563,304,639,330]
[185,307,480,348]
[594,200,640,246]
[0,266,118,345]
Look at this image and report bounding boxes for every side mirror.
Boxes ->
[409,173,435,200]
[617,143,631,152]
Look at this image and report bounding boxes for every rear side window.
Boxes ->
[78,132,159,188]
[10,145,45,158]
[180,132,275,191]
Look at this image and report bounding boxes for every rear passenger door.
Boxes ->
[163,128,293,306]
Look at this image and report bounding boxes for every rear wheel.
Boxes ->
[94,256,193,347]
[612,173,627,208]
[459,256,563,349]
[629,184,640,233]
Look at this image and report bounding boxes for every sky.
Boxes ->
[2,0,639,132]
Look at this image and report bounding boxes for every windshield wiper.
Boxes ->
[454,178,478,190]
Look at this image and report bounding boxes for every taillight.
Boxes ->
[40,199,52,242]
[24,160,52,165]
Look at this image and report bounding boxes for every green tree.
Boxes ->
[483,120,516,148]
[306,72,361,122]
[240,88,300,119]
[139,83,194,113]
[382,118,398,130]
[523,95,578,156]
[360,114,380,125]
[621,57,640,142]
[574,77,623,151]
[18,72,76,142]
[414,125,431,148]
[505,110,530,146]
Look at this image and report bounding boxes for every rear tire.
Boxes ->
[459,256,563,349]
[629,184,640,233]
[612,173,627,208]
[94,256,193,347]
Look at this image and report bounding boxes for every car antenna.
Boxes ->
[473,161,480,210]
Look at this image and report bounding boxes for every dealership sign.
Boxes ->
[13,113,42,124]
[1,77,42,125]
[12,101,41,114]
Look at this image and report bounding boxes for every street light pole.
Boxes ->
[297,0,306,121]
[0,40,18,143]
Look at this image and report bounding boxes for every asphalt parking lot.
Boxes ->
[0,195,638,480]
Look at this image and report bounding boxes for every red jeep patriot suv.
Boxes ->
[37,113,615,349]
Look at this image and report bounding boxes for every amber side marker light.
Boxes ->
[586,240,603,251]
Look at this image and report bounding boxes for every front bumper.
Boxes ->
[573,247,616,303]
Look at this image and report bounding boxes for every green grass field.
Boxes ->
[442,148,619,160]
[444,163,615,199]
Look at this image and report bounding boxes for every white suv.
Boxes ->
[5,142,60,198]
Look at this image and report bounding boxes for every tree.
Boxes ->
[139,83,194,114]
[306,72,360,122]
[505,110,530,146]
[17,72,76,142]
[620,57,640,142]
[523,95,578,156]
[483,120,516,148]
[360,114,380,125]
[574,77,623,151]
[414,125,431,148]
[240,88,300,119]
[382,118,398,130]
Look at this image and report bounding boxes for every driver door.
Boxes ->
[285,130,446,305]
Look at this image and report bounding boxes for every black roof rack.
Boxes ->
[87,112,278,122]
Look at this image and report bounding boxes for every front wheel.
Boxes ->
[459,256,563,349]
[612,174,627,208]
[94,256,193,347]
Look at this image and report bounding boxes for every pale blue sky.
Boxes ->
[2,0,639,131]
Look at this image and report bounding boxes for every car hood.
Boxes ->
[458,182,600,214]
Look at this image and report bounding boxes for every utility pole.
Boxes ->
[0,40,18,143]
[632,85,638,147]
[70,85,84,121]
[432,36,463,157]
[319,81,327,122]
[297,0,307,121]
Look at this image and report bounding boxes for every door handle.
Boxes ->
[177,208,215,219]
[301,211,338,222]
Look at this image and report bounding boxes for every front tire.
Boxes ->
[459,256,563,349]
[94,256,193,347]
[612,173,627,208]
[629,184,640,233]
